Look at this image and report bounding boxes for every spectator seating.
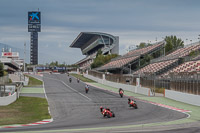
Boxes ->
[134,59,178,75]
[170,60,200,73]
[98,41,164,71]
[152,44,200,63]
[98,56,139,70]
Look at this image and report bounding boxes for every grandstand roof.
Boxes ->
[97,41,165,71]
[70,32,116,48]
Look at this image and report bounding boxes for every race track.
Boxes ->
[0,73,188,132]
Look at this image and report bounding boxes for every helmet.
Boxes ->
[100,106,103,109]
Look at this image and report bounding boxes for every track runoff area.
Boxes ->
[0,73,189,133]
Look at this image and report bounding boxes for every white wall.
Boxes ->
[165,89,200,106]
[0,92,17,106]
[84,74,153,96]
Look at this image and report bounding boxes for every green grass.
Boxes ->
[88,82,200,125]
[26,75,43,86]
[0,96,51,126]
[71,73,95,82]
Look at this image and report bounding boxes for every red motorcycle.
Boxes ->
[119,88,124,98]
[100,107,115,118]
[128,98,138,109]
[119,90,124,98]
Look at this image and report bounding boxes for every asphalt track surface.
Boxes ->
[0,73,188,132]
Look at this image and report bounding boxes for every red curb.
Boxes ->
[0,119,53,129]
[3,126,16,128]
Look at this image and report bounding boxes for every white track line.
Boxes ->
[61,81,92,101]
[45,76,91,101]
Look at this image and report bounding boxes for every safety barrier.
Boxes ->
[84,74,153,96]
[0,83,23,106]
[0,92,17,106]
[165,89,200,106]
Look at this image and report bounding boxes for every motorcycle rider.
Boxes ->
[85,84,89,92]
[100,106,110,113]
[77,78,80,83]
[119,88,124,93]
[119,88,124,97]
[85,84,89,89]
[69,77,72,83]
[128,97,136,104]
[100,106,104,112]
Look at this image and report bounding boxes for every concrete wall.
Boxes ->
[0,92,17,106]
[84,74,153,96]
[165,89,200,106]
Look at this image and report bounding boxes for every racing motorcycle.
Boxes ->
[85,85,89,93]
[119,90,124,98]
[100,107,115,118]
[77,78,80,83]
[69,78,72,83]
[128,98,138,109]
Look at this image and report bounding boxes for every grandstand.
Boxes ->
[134,59,179,75]
[70,32,119,70]
[151,42,200,63]
[97,41,165,74]
[134,42,200,77]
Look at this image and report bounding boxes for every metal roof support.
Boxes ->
[100,35,106,47]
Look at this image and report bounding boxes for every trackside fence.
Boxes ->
[88,70,200,95]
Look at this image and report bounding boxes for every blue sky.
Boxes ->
[0,0,200,64]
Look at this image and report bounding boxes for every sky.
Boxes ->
[0,0,200,64]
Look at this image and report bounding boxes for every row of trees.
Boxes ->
[136,35,184,54]
[91,50,118,69]
[165,35,184,53]
[35,61,77,68]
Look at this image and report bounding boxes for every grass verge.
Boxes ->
[25,75,43,86]
[71,73,95,82]
[88,82,200,125]
[0,96,51,126]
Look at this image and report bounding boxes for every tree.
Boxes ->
[136,42,147,49]
[91,54,118,69]
[96,49,102,57]
[0,63,4,77]
[165,35,184,53]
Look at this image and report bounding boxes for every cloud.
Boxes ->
[1,0,200,64]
